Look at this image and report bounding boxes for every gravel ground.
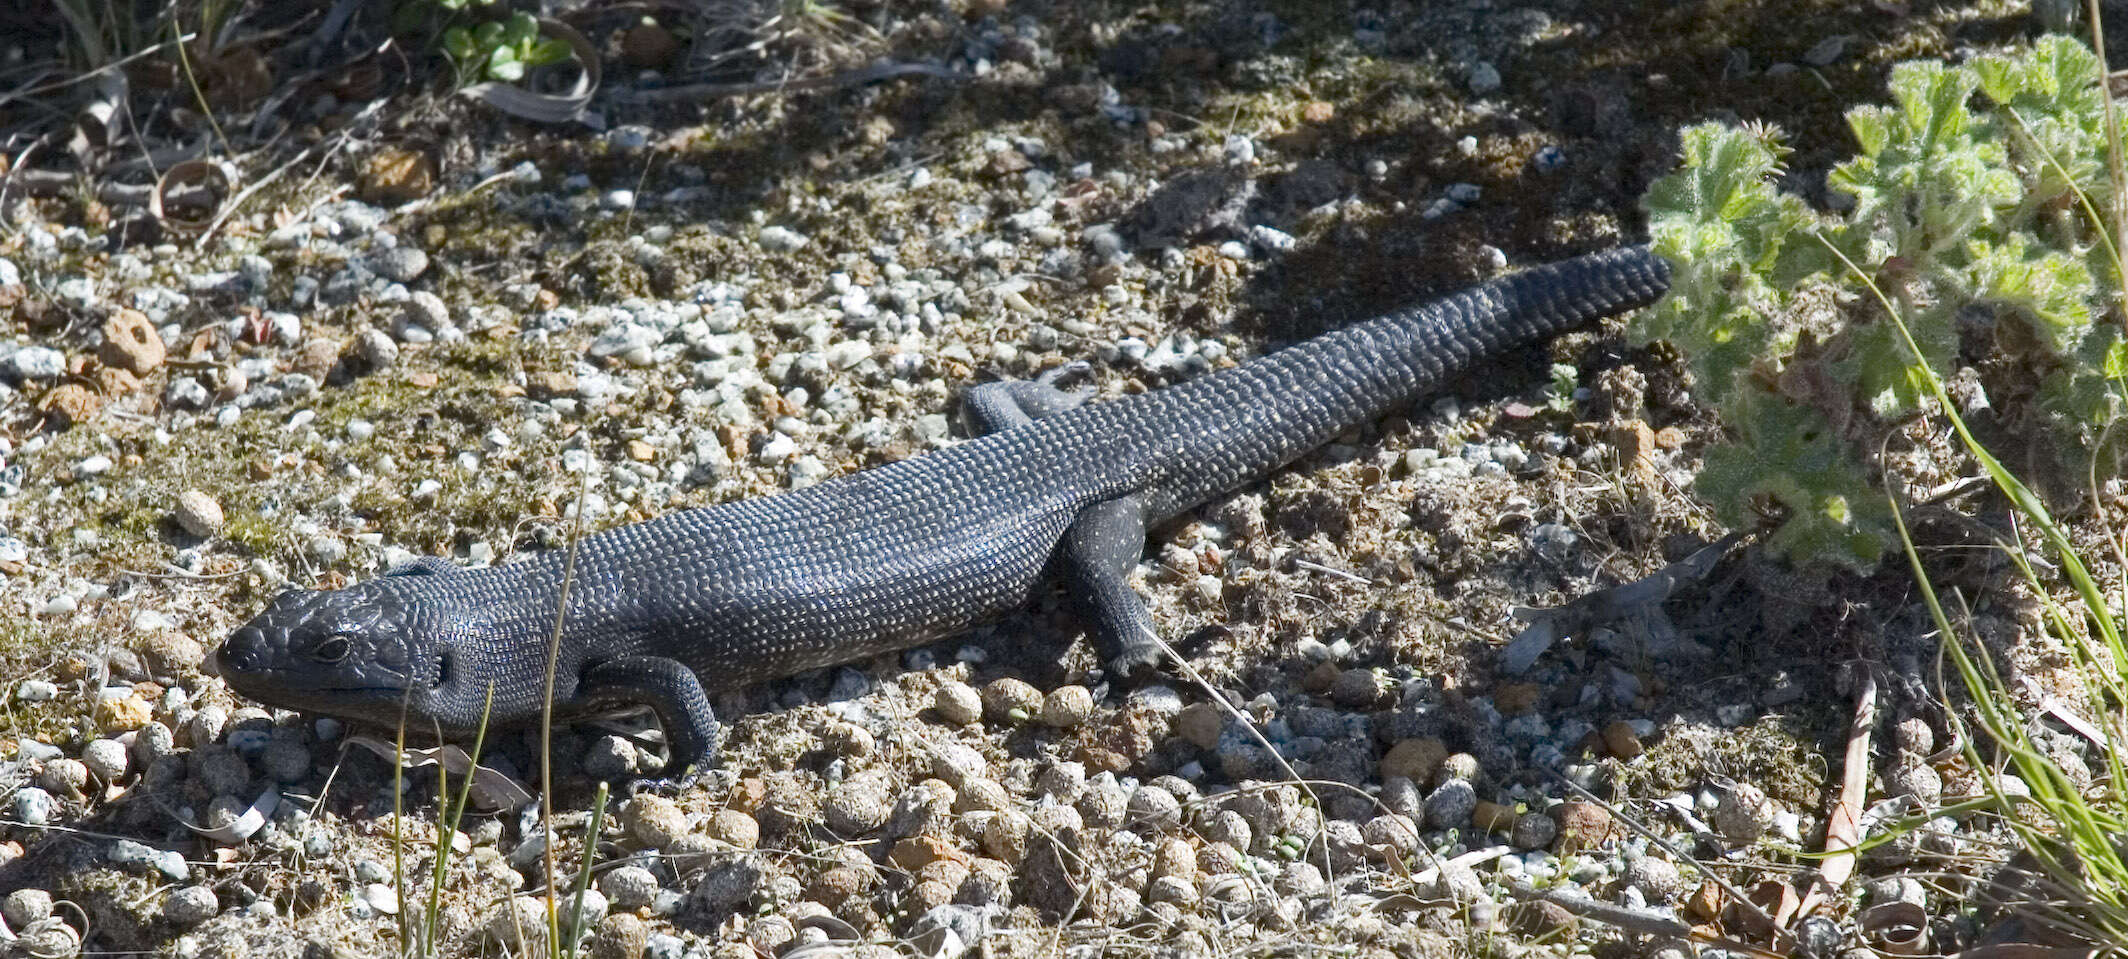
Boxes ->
[0,1,2096,957]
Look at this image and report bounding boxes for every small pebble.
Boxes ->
[1623,856,1683,902]
[82,739,128,782]
[1511,810,1558,850]
[370,246,429,283]
[706,809,758,849]
[933,682,982,725]
[625,795,689,850]
[354,328,399,369]
[1425,779,1478,830]
[259,739,312,783]
[600,865,662,910]
[99,309,166,375]
[744,915,795,956]
[1039,685,1094,727]
[1712,783,1774,844]
[12,787,53,825]
[1126,784,1182,833]
[189,704,228,745]
[582,736,639,780]
[593,913,650,959]
[2,888,53,926]
[1552,801,1611,851]
[980,677,1042,723]
[486,897,549,947]
[38,759,88,797]
[981,809,1031,863]
[109,839,188,880]
[163,885,218,925]
[1380,738,1447,783]
[824,778,891,834]
[1174,703,1224,751]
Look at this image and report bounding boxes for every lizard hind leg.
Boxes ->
[961,361,1094,435]
[1057,492,1165,677]
[577,655,721,786]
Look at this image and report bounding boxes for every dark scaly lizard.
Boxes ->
[216,245,1671,778]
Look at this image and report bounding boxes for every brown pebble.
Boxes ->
[138,632,206,677]
[361,147,433,206]
[805,866,868,908]
[96,693,154,732]
[1040,685,1094,727]
[1504,899,1577,938]
[702,809,756,850]
[1494,683,1541,715]
[1601,720,1644,759]
[988,149,1032,176]
[1301,660,1340,693]
[1471,800,1517,834]
[726,777,767,813]
[1174,702,1223,751]
[1685,879,1725,921]
[1331,668,1389,708]
[94,366,140,397]
[888,835,964,873]
[1552,801,1612,851]
[909,878,956,912]
[37,383,100,427]
[619,22,681,69]
[530,370,578,399]
[917,859,969,889]
[1380,738,1447,783]
[1610,420,1661,482]
[99,309,165,375]
[625,795,689,850]
[1301,101,1335,124]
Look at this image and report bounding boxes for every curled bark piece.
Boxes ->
[152,159,237,235]
[459,18,600,124]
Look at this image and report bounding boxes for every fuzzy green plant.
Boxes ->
[1639,34,2128,570]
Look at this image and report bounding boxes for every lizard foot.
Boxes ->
[625,762,709,797]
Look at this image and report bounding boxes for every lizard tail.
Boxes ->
[1134,244,1672,517]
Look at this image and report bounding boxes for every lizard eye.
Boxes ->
[310,636,352,664]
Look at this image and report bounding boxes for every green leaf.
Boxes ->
[442,25,474,61]
[528,37,573,67]
[2104,338,2128,380]
[473,20,504,47]
[1971,53,2018,104]
[503,11,538,46]
[1847,105,1891,157]
[487,55,524,82]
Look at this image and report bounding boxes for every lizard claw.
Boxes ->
[1103,644,1167,684]
[625,762,708,797]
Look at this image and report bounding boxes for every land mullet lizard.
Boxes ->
[216,244,1671,778]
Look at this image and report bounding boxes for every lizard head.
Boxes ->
[216,560,478,731]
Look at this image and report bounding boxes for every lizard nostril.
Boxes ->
[219,629,266,673]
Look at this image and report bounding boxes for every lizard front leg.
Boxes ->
[577,655,720,783]
[962,362,1093,434]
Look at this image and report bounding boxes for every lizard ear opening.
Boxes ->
[431,647,456,690]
